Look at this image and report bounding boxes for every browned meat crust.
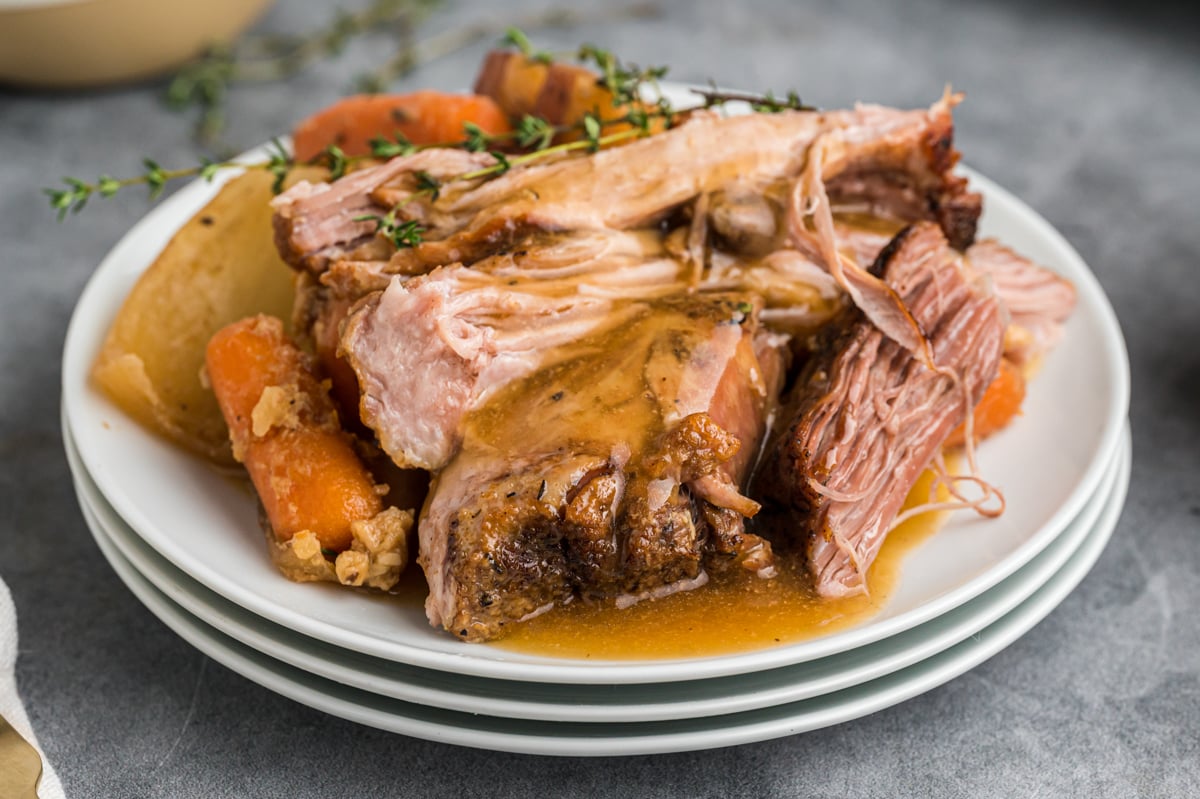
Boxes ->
[419,296,787,641]
[824,101,980,250]
[424,414,775,641]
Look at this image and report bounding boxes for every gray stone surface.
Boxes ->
[2,0,1198,795]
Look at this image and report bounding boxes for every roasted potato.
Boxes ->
[92,167,325,464]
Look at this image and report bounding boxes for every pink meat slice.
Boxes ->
[967,239,1077,366]
[757,222,1007,597]
[271,99,980,284]
[341,266,647,471]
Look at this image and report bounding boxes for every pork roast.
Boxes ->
[756,222,1007,597]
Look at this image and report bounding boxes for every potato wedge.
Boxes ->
[92,167,325,464]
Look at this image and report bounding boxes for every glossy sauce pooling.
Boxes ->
[491,466,951,659]
[461,294,753,459]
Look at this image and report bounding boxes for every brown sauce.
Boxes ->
[380,216,941,657]
[463,295,751,459]
[490,466,950,659]
[832,211,908,237]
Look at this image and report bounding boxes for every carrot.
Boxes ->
[475,52,666,145]
[291,90,512,162]
[946,358,1027,448]
[205,315,382,552]
[472,50,550,120]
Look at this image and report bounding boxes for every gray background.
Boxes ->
[3,0,1198,795]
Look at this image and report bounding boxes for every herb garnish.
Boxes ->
[690,84,815,113]
[166,2,662,146]
[353,209,427,248]
[47,27,811,224]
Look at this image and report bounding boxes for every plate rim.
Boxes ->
[73,431,1130,755]
[66,420,1126,722]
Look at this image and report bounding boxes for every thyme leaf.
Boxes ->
[414,170,441,200]
[266,138,295,194]
[354,211,425,248]
[198,158,221,182]
[142,159,168,200]
[317,144,350,180]
[515,114,555,150]
[690,85,815,113]
[370,133,417,159]
[462,122,490,153]
[501,26,553,63]
[582,114,603,152]
[489,151,513,175]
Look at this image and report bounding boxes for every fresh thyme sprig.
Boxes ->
[168,0,445,145]
[37,110,552,218]
[576,43,670,109]
[689,85,816,113]
[409,171,440,203]
[45,160,224,221]
[458,121,646,183]
[45,140,328,219]
[49,26,810,222]
[353,208,426,248]
[167,2,663,146]
[349,116,649,248]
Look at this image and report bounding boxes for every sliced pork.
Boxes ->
[342,268,643,470]
[272,98,980,288]
[967,239,1077,367]
[821,95,981,251]
[419,295,786,641]
[261,82,1078,641]
[756,222,1007,597]
[272,149,494,275]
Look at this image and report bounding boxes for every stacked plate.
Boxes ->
[61,157,1130,756]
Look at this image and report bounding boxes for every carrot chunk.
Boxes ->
[291,90,512,162]
[946,358,1026,448]
[474,52,666,146]
[472,50,550,120]
[205,315,382,552]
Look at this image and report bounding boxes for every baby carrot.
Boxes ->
[946,357,1026,448]
[292,90,512,162]
[205,315,382,552]
[475,52,666,145]
[472,50,551,121]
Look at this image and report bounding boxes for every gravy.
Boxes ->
[490,466,950,659]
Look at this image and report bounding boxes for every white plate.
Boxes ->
[66,419,1126,723]
[73,431,1129,755]
[61,86,1130,683]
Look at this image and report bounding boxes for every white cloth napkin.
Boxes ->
[0,578,66,799]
